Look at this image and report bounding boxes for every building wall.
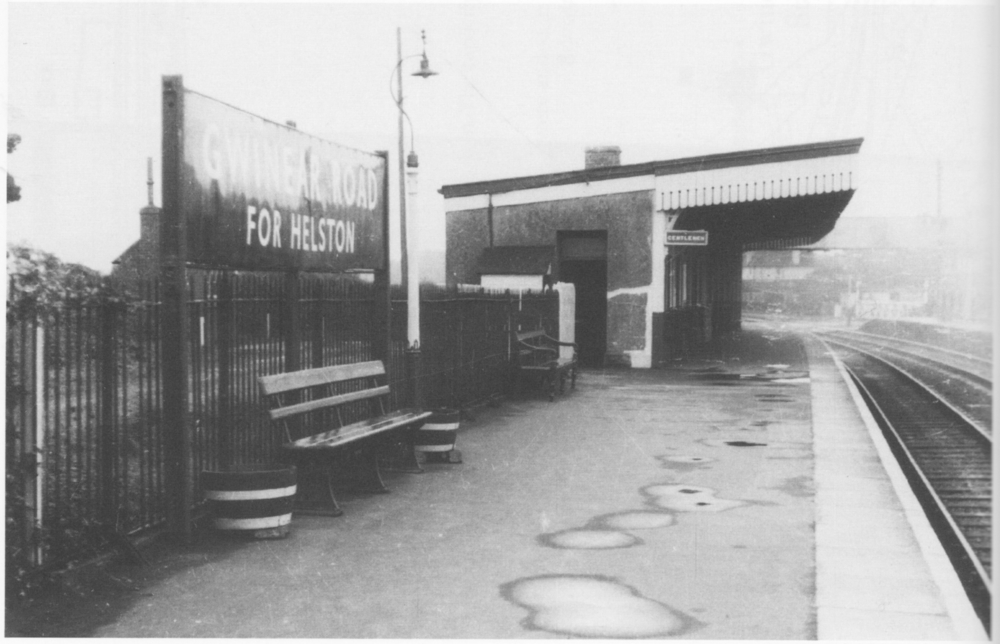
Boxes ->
[446,190,654,363]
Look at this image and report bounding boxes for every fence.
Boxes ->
[413,286,559,410]
[6,274,557,572]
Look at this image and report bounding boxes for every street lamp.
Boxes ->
[392,28,438,406]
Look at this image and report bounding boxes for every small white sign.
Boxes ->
[666,230,709,246]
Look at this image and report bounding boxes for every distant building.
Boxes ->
[742,250,826,315]
[110,161,160,294]
[771,216,992,322]
[743,250,815,282]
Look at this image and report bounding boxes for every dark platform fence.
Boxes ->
[6,284,166,570]
[6,275,558,569]
[411,286,559,410]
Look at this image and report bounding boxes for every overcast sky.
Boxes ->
[6,2,998,273]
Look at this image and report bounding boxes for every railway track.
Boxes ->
[816,330,992,631]
[820,329,992,438]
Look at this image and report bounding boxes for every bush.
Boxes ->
[6,244,110,318]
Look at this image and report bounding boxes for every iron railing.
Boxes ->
[6,275,558,570]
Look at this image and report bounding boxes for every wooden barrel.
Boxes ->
[202,465,296,538]
[414,408,460,454]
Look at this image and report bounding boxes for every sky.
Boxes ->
[5,2,998,276]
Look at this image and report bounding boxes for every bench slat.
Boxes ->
[285,409,433,450]
[259,361,386,396]
[269,385,390,421]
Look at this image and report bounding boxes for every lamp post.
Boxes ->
[393,28,437,407]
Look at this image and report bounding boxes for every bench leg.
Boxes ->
[361,448,390,494]
[378,430,424,475]
[294,463,344,517]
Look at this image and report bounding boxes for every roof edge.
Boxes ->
[440,137,864,199]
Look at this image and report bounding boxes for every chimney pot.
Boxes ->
[585,146,621,169]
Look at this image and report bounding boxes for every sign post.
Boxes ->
[160,76,193,538]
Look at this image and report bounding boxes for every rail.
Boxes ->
[817,330,992,440]
[818,335,992,632]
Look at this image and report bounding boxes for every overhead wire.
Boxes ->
[436,52,559,166]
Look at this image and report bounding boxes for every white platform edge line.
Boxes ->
[819,339,989,641]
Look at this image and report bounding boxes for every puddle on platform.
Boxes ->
[657,454,715,470]
[643,484,745,512]
[539,528,640,550]
[501,574,698,638]
[657,454,716,472]
[594,511,676,530]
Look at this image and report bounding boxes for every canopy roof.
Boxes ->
[442,137,863,252]
[441,138,862,199]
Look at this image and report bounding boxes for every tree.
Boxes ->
[6,243,105,321]
[7,134,22,203]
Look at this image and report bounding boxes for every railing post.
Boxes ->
[374,150,392,371]
[217,271,233,469]
[458,298,466,406]
[283,271,303,434]
[506,291,515,394]
[98,299,119,528]
[284,271,301,373]
[23,320,45,566]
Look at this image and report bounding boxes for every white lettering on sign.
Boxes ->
[665,230,709,246]
[246,206,283,248]
[255,209,355,254]
[201,124,380,212]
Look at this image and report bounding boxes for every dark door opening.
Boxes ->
[560,259,607,368]
[559,232,608,368]
[559,259,608,367]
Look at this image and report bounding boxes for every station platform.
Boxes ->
[27,327,987,639]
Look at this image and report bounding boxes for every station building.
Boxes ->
[441,138,863,368]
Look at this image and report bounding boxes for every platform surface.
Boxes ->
[88,326,987,639]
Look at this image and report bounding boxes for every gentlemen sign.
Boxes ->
[665,230,709,246]
[171,85,386,271]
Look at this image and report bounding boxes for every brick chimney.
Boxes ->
[585,146,621,169]
[140,204,161,244]
[140,157,160,244]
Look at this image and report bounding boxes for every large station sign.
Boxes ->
[168,83,386,271]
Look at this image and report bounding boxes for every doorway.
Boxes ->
[558,232,607,368]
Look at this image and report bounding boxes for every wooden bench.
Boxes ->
[258,360,432,517]
[514,330,578,401]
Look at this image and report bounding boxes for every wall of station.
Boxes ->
[446,190,653,365]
